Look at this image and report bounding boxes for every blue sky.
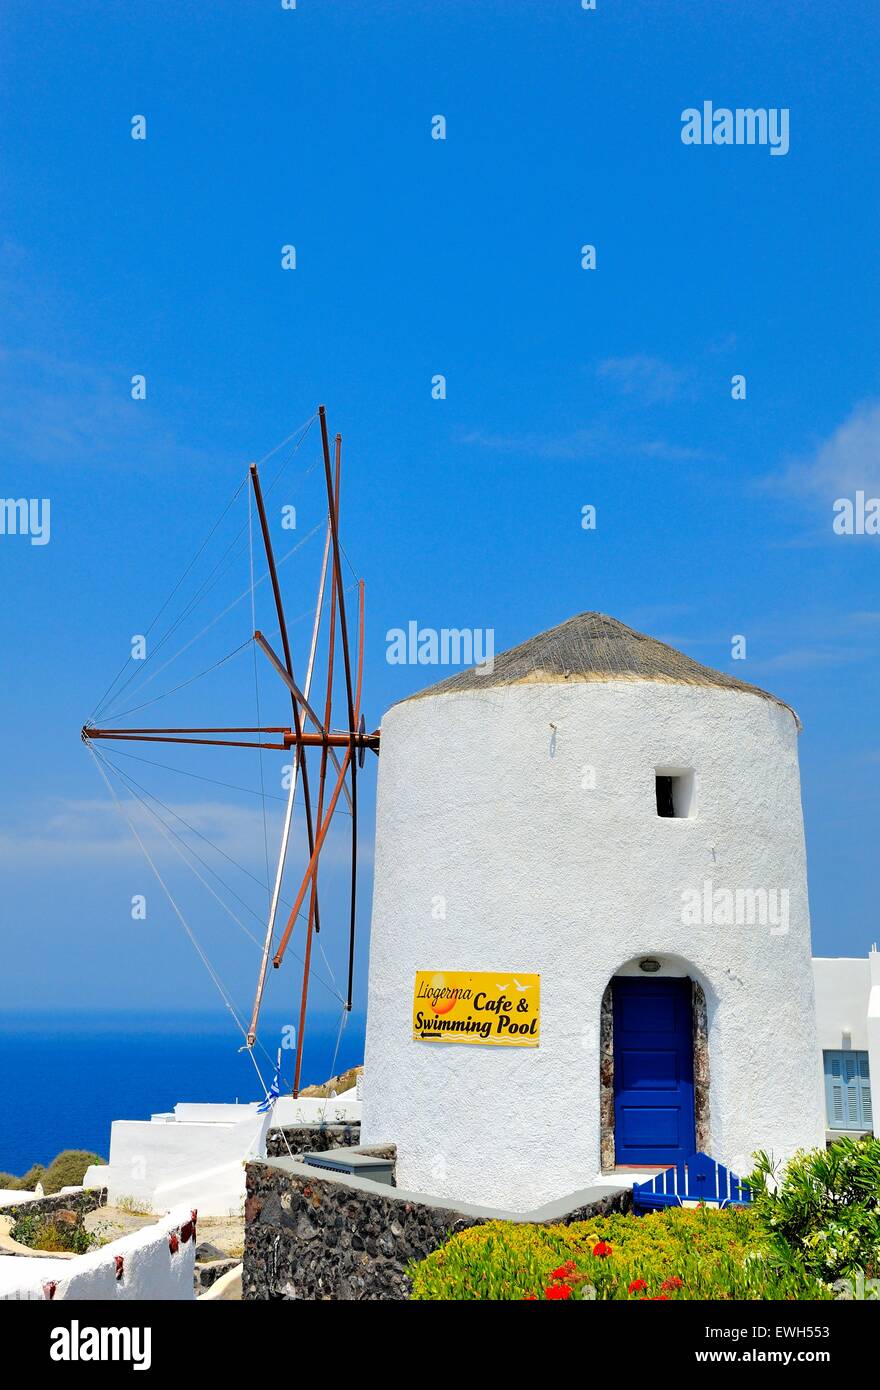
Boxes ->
[0,0,878,1056]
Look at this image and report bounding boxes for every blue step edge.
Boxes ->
[632,1152,753,1212]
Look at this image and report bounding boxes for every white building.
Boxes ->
[75,614,875,1223]
[83,1094,361,1217]
[812,952,879,1140]
[361,611,830,1210]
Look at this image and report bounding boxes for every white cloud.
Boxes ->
[0,345,213,472]
[0,797,280,869]
[746,645,867,674]
[460,425,711,464]
[596,355,693,405]
[770,400,880,498]
[0,793,372,879]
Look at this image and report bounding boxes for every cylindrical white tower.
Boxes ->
[361,613,824,1211]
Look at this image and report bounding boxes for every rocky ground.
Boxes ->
[84,1205,244,1258]
[299,1064,363,1098]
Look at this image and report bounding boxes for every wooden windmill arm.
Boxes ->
[253,630,353,814]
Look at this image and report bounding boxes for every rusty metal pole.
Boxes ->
[318,406,359,1012]
[249,462,321,940]
[293,433,342,1096]
[345,578,366,1010]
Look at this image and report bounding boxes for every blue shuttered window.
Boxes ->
[823,1050,872,1130]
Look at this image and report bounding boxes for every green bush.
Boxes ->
[40,1151,105,1194]
[18,1163,47,1191]
[1,1151,105,1194]
[0,1163,45,1192]
[410,1137,880,1300]
[11,1212,95,1255]
[748,1136,880,1281]
[409,1207,829,1301]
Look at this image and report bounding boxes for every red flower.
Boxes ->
[628,1279,648,1293]
[544,1283,573,1300]
[550,1261,577,1280]
[592,1241,613,1258]
[660,1276,683,1291]
[522,1293,538,1300]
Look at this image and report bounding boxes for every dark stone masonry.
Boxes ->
[265,1123,361,1159]
[0,1187,107,1222]
[194,1257,241,1294]
[244,1152,629,1301]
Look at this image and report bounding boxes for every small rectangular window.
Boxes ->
[655,768,696,818]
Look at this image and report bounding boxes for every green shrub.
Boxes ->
[748,1136,880,1281]
[0,1164,45,1192]
[409,1207,829,1301]
[0,1151,105,1194]
[40,1151,105,1194]
[16,1163,47,1191]
[11,1212,95,1255]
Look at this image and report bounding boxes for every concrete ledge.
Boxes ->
[257,1154,626,1224]
[198,1262,242,1301]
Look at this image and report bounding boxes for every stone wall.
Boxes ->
[194,1257,240,1295]
[244,1156,629,1301]
[265,1123,360,1159]
[0,1187,107,1221]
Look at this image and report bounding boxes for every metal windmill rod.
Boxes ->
[346,577,366,1012]
[292,431,342,1095]
[271,575,365,978]
[318,406,361,1017]
[268,575,364,978]
[83,404,378,1097]
[247,518,331,1049]
[83,726,379,751]
[253,632,354,815]
[249,461,322,941]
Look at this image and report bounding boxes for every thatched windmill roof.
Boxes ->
[400,611,800,725]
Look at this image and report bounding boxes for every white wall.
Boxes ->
[362,678,825,1210]
[813,951,880,1134]
[80,1096,361,1218]
[99,1109,270,1217]
[0,1188,41,1207]
[869,951,880,1138]
[272,1095,361,1126]
[813,957,871,1050]
[0,1205,195,1301]
[168,1098,360,1126]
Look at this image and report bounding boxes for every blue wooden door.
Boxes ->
[612,977,695,1165]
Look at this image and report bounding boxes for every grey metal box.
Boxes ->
[302,1150,395,1186]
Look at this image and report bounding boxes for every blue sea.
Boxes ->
[0,1011,366,1176]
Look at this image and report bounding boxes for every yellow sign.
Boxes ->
[412,970,540,1046]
